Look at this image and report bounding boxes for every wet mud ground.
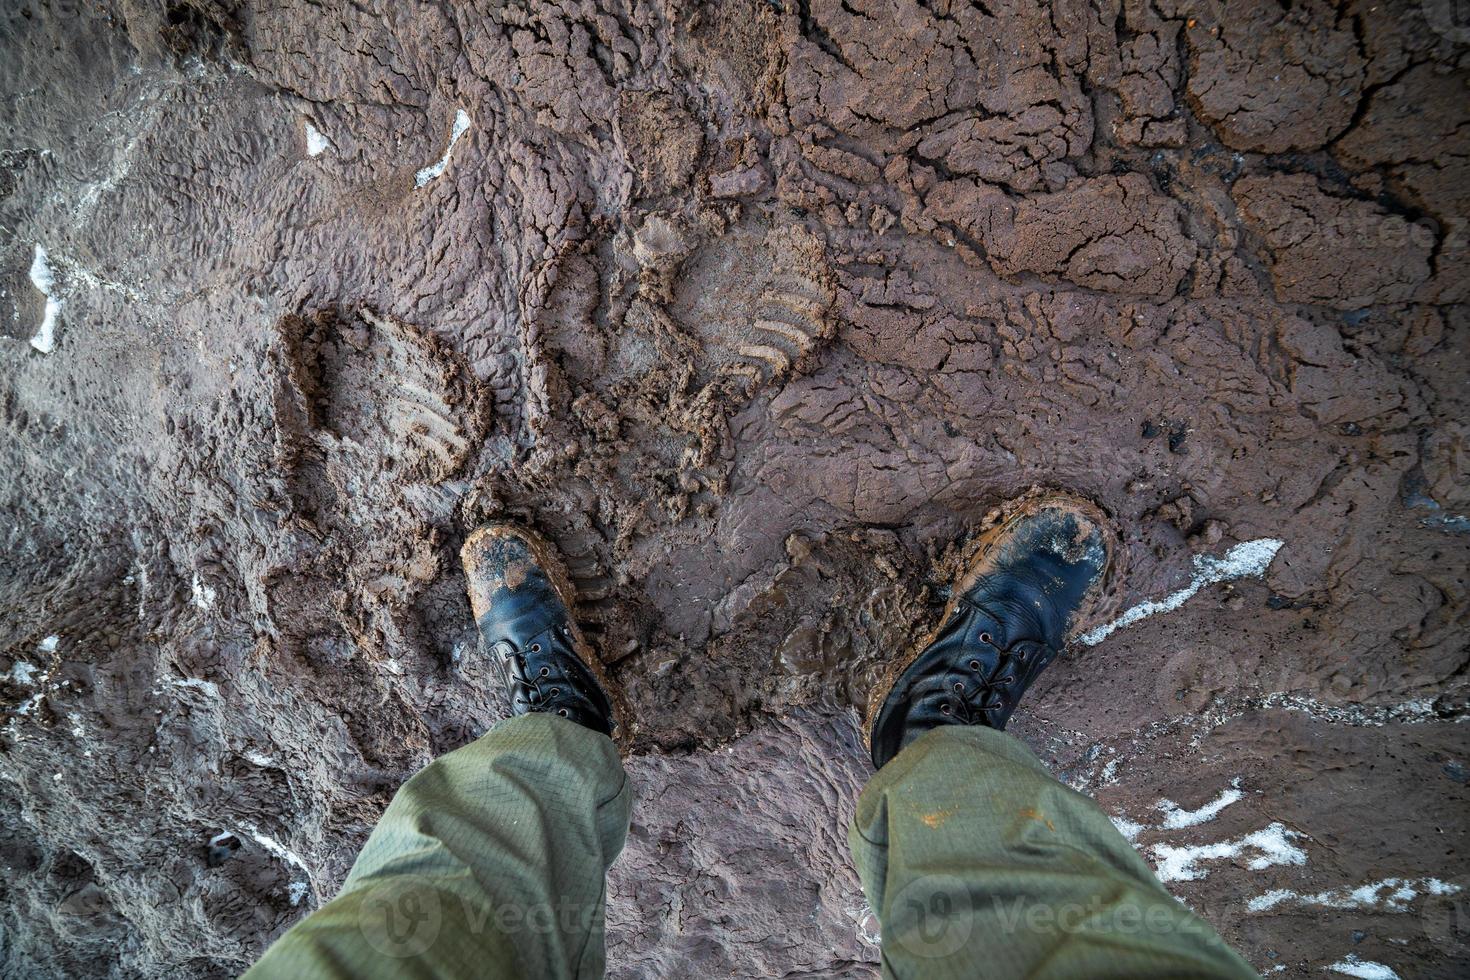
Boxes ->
[2,0,1468,976]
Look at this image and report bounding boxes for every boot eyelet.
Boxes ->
[940,702,952,714]
[538,666,550,677]
[953,682,964,692]
[968,659,981,671]
[980,632,993,644]
[530,642,541,653]
[557,708,569,717]
[1001,676,1015,684]
[550,688,560,696]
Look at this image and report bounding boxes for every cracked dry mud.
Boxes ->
[1,1,1467,977]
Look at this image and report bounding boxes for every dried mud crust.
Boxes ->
[862,491,1121,747]
[460,523,632,749]
[1183,0,1366,154]
[1,0,1469,977]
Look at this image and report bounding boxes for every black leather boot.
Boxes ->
[866,495,1115,769]
[461,524,618,738]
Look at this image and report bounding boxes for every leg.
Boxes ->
[858,494,1257,976]
[245,713,630,980]
[247,522,630,978]
[850,725,1255,979]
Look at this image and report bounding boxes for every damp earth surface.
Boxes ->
[2,1,1469,977]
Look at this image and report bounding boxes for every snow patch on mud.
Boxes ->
[7,661,39,686]
[27,245,62,354]
[242,825,315,906]
[414,109,470,187]
[1152,822,1307,882]
[304,121,330,156]
[1111,815,1147,842]
[191,571,218,610]
[1249,876,1461,913]
[1158,779,1244,829]
[5,635,60,724]
[1260,693,1458,727]
[851,902,881,947]
[1081,539,1283,645]
[1109,779,1244,843]
[1327,954,1400,979]
[170,677,220,697]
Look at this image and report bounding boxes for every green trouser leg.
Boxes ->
[244,714,631,980]
[850,726,1257,979]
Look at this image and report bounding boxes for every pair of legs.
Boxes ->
[246,498,1256,978]
[244,716,1252,978]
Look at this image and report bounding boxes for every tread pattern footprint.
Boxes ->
[281,308,491,484]
[675,222,837,396]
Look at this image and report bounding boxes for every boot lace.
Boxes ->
[936,597,1053,724]
[490,630,579,719]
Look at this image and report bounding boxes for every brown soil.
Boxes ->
[1,1,1467,977]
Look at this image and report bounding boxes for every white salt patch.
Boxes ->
[304,121,330,156]
[39,635,59,653]
[208,831,236,847]
[1157,779,1243,829]
[171,678,219,697]
[1327,954,1400,979]
[8,662,38,686]
[28,246,62,354]
[414,109,471,187]
[1248,876,1461,913]
[243,750,276,767]
[1152,822,1307,883]
[1081,539,1284,646]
